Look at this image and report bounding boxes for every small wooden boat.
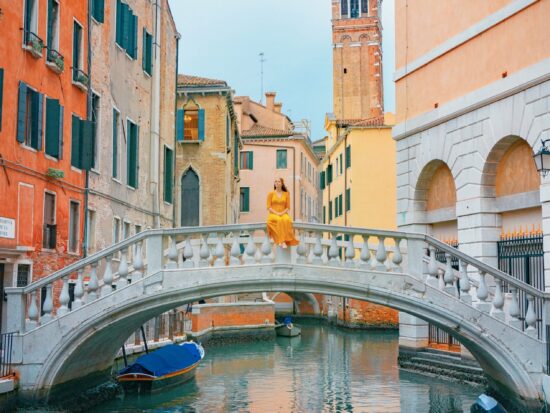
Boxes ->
[276,317,301,337]
[117,341,205,393]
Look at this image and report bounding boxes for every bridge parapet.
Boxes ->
[5,223,548,341]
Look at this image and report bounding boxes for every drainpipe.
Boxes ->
[82,0,93,258]
[150,0,162,228]
[172,34,180,228]
[344,133,348,227]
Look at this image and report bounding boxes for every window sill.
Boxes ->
[90,168,100,176]
[112,177,122,184]
[91,17,103,25]
[22,44,43,59]
[72,79,88,92]
[41,248,56,253]
[178,140,202,144]
[163,201,173,207]
[45,60,64,75]
[20,144,38,153]
[67,251,80,256]
[44,154,59,162]
[115,45,136,61]
[143,70,152,78]
[126,185,137,191]
[71,166,83,173]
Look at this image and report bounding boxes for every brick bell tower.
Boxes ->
[332,0,383,121]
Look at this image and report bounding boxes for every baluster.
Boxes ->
[392,238,403,272]
[443,253,456,296]
[312,232,324,265]
[101,256,114,296]
[182,237,195,268]
[41,283,54,323]
[491,279,504,320]
[427,246,438,287]
[166,236,178,269]
[230,234,241,265]
[328,233,340,266]
[260,232,272,264]
[508,287,522,329]
[199,235,211,267]
[133,242,144,279]
[73,269,85,309]
[375,236,387,271]
[58,276,71,316]
[459,260,471,304]
[296,231,307,264]
[525,295,537,337]
[213,233,226,267]
[244,231,258,264]
[87,262,99,301]
[475,271,491,313]
[117,249,129,287]
[26,291,39,330]
[359,236,370,269]
[345,235,356,268]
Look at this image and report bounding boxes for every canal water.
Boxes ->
[89,322,482,412]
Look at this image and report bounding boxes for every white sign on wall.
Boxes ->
[0,217,15,239]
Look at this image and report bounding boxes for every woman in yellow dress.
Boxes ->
[266,178,299,248]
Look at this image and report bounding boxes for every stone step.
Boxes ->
[410,356,484,374]
[398,356,486,385]
[414,348,481,367]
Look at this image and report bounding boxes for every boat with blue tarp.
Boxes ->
[275,316,301,337]
[117,341,205,393]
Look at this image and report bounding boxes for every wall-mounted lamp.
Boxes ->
[533,139,550,177]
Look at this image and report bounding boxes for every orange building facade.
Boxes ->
[0,0,90,332]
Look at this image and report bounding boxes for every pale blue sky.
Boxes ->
[168,0,395,140]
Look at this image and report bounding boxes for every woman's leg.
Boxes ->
[267,214,284,245]
[280,215,299,246]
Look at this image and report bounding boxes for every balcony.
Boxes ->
[46,49,64,74]
[23,31,45,59]
[72,68,89,91]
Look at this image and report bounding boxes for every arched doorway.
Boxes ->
[181,169,200,226]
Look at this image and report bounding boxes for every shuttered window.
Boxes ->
[0,68,3,131]
[116,0,138,59]
[91,93,100,169]
[323,206,326,224]
[71,115,94,170]
[329,201,333,222]
[198,109,205,141]
[334,197,339,217]
[240,151,253,170]
[45,98,63,159]
[320,171,326,190]
[240,187,250,212]
[276,149,287,169]
[142,29,152,75]
[339,153,343,174]
[339,194,343,216]
[346,145,351,168]
[127,120,139,188]
[346,188,351,211]
[163,146,173,204]
[176,109,184,141]
[17,82,43,150]
[91,0,104,23]
[361,0,369,15]
[112,109,120,178]
[327,164,333,184]
[72,21,83,82]
[350,0,359,18]
[340,0,348,17]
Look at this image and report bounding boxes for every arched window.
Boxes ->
[181,169,200,226]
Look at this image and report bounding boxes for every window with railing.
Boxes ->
[24,0,43,54]
[72,21,88,87]
[16,264,31,287]
[46,0,62,69]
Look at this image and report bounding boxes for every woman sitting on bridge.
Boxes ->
[266,178,299,248]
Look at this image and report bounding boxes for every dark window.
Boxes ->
[340,0,348,17]
[69,201,79,253]
[17,264,31,287]
[335,197,339,217]
[323,206,326,224]
[329,201,333,222]
[91,0,105,23]
[142,29,153,75]
[46,0,60,62]
[320,171,326,190]
[276,149,287,169]
[116,0,138,59]
[240,151,254,170]
[24,0,38,43]
[350,0,359,18]
[127,120,139,188]
[43,192,56,249]
[339,153,343,174]
[346,188,351,212]
[91,93,100,169]
[346,145,351,168]
[45,98,63,159]
[327,164,333,184]
[361,0,369,15]
[163,146,173,204]
[339,194,343,216]
[112,109,120,178]
[181,169,200,226]
[240,187,250,212]
[72,22,83,82]
[17,82,43,150]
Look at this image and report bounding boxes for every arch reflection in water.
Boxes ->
[92,323,480,412]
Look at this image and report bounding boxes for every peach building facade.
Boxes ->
[394,0,550,348]
[235,93,320,225]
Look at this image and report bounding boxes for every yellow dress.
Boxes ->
[266,191,299,246]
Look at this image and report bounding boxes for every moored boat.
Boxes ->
[117,341,205,394]
[276,316,301,337]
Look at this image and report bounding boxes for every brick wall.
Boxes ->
[190,303,275,334]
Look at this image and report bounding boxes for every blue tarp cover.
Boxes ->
[118,343,202,378]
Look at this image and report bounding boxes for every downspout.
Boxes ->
[344,133,348,227]
[83,0,93,258]
[172,34,180,228]
[150,0,162,228]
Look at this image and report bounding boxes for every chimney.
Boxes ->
[274,103,283,113]
[265,92,276,111]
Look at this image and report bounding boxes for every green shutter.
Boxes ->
[198,109,205,141]
[164,147,173,203]
[80,120,94,170]
[339,153,343,174]
[71,115,81,168]
[17,82,27,143]
[249,152,253,170]
[142,28,146,71]
[346,188,351,211]
[121,3,130,50]
[127,121,138,188]
[72,22,80,80]
[58,105,64,159]
[112,109,118,178]
[327,164,333,183]
[323,206,326,224]
[93,0,105,23]
[240,188,250,212]
[143,31,152,74]
[329,201,332,221]
[0,68,4,131]
[176,109,184,141]
[31,91,43,150]
[320,171,325,190]
[47,0,54,51]
[339,195,343,216]
[45,98,61,158]
[346,145,351,168]
[116,0,123,45]
[132,14,138,59]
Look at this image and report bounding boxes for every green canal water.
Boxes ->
[88,322,482,413]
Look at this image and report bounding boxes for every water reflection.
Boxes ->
[92,323,480,412]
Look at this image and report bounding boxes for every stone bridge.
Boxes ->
[4,223,550,408]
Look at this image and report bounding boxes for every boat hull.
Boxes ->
[118,361,200,394]
[276,324,301,337]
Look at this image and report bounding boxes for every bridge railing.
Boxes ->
[4,223,548,340]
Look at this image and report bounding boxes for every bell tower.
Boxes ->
[332,0,383,122]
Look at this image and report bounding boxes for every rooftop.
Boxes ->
[177,74,228,87]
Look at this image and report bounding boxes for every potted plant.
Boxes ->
[76,71,89,87]
[52,54,64,72]
[27,34,44,57]
[46,168,64,180]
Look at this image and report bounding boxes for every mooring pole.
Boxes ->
[141,326,149,354]
[121,345,128,367]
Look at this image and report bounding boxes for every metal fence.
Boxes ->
[498,234,544,338]
[0,332,14,378]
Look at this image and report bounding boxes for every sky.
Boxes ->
[168,0,395,140]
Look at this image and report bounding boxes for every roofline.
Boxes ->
[241,135,319,164]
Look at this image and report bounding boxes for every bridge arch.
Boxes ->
[30,265,540,406]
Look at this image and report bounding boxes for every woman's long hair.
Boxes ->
[274,177,288,192]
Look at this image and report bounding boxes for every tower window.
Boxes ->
[350,0,359,18]
[340,0,348,17]
[361,0,369,15]
[344,68,347,74]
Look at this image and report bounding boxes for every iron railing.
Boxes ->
[0,333,14,378]
[428,324,460,350]
[498,234,544,338]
